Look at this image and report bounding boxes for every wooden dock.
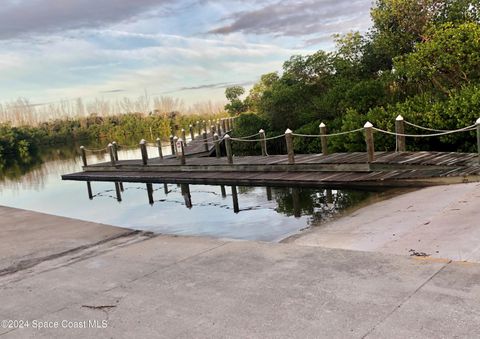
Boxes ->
[63,151,480,188]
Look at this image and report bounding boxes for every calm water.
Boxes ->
[0,144,392,242]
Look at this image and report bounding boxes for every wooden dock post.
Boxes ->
[181,184,192,208]
[169,135,175,154]
[214,133,221,158]
[259,129,267,156]
[364,122,375,163]
[80,146,87,167]
[395,115,406,152]
[178,138,186,165]
[285,129,295,164]
[112,141,119,161]
[189,124,194,141]
[211,125,216,139]
[203,120,207,134]
[222,119,227,134]
[231,185,239,213]
[86,181,93,200]
[196,121,201,136]
[164,183,169,195]
[173,136,178,155]
[156,138,163,159]
[319,123,328,156]
[224,134,233,164]
[477,118,480,164]
[202,131,209,152]
[108,143,116,165]
[216,120,221,135]
[220,185,227,198]
[181,128,186,143]
[146,183,154,205]
[140,139,148,165]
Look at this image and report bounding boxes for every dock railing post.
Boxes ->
[202,120,207,134]
[112,141,119,161]
[214,133,221,158]
[140,139,148,165]
[224,134,233,164]
[156,137,163,159]
[169,135,175,155]
[189,124,194,141]
[222,119,227,134]
[476,117,480,164]
[173,136,178,155]
[211,125,216,139]
[216,120,221,135]
[207,120,212,133]
[285,129,295,164]
[196,121,201,136]
[80,146,87,167]
[319,123,328,156]
[395,115,406,152]
[181,128,186,144]
[259,129,267,156]
[364,122,375,163]
[178,138,186,165]
[108,143,116,166]
[202,131,209,152]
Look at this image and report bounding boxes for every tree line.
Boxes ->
[225,0,480,154]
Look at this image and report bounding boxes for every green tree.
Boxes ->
[224,86,246,116]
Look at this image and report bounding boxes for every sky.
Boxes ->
[0,0,373,108]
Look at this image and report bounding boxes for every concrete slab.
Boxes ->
[293,183,480,262]
[0,206,134,273]
[1,206,480,338]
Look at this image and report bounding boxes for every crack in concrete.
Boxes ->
[361,260,452,338]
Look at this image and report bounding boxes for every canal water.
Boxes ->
[0,144,394,242]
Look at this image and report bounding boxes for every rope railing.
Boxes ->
[291,127,365,138]
[404,120,456,133]
[372,124,477,138]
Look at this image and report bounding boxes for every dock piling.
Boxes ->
[396,115,406,152]
[231,185,239,213]
[285,129,295,164]
[181,129,186,144]
[364,122,375,163]
[319,123,328,156]
[178,138,186,165]
[114,182,122,202]
[108,143,116,165]
[80,146,87,167]
[189,124,194,141]
[225,134,233,164]
[202,132,209,152]
[140,139,148,165]
[146,183,154,205]
[156,138,163,159]
[86,181,93,200]
[259,129,267,156]
[112,141,119,161]
[169,135,175,155]
[214,133,221,158]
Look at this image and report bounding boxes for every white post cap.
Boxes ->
[112,141,117,144]
[108,143,113,147]
[80,145,85,149]
[140,139,146,144]
[285,128,292,134]
[173,136,178,140]
[196,121,199,124]
[319,122,326,128]
[189,124,193,128]
[224,134,231,139]
[476,117,480,125]
[364,121,373,128]
[396,115,404,121]
[169,134,173,138]
[259,129,265,133]
[214,133,219,137]
[181,128,185,132]
[156,137,160,141]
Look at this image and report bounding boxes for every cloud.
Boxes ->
[208,0,371,37]
[0,0,172,40]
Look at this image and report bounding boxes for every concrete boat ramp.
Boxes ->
[2,182,480,339]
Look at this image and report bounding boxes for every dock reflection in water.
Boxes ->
[80,180,385,241]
